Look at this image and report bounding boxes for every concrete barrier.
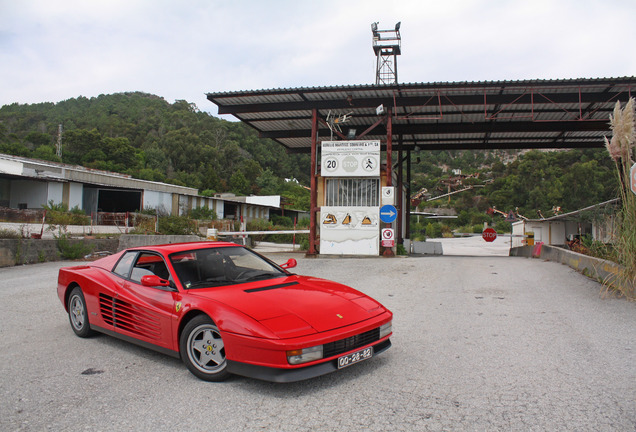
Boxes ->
[0,234,244,267]
[117,234,203,251]
[404,239,443,255]
[510,243,621,285]
[0,238,119,267]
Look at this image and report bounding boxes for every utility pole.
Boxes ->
[56,124,63,158]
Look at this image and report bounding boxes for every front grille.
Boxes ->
[323,327,381,358]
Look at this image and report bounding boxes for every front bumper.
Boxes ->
[226,338,391,383]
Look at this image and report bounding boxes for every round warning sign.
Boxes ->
[381,228,395,247]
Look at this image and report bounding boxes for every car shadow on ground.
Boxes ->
[76,329,392,392]
[231,354,392,395]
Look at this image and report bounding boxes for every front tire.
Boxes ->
[67,286,95,338]
[180,315,230,381]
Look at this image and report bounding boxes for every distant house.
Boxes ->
[0,153,280,222]
[511,199,619,247]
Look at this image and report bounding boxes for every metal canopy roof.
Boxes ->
[207,77,635,153]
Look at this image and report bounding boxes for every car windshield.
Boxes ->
[169,246,287,289]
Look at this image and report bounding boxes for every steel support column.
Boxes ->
[397,134,403,245]
[383,108,394,257]
[406,148,411,241]
[386,107,392,186]
[308,109,318,255]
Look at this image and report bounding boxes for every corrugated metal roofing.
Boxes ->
[207,77,635,152]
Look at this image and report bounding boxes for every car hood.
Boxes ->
[189,275,386,337]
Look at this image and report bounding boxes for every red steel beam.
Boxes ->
[308,109,318,255]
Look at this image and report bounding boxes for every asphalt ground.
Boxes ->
[1,253,635,431]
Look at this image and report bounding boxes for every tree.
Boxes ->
[63,129,102,165]
[229,171,250,195]
[256,169,281,195]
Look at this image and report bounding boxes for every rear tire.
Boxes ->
[180,315,230,381]
[67,286,95,338]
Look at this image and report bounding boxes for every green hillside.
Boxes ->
[0,92,311,209]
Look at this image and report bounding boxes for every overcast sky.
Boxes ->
[1,0,635,116]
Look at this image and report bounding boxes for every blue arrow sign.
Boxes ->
[379,205,397,223]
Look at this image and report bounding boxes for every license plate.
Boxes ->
[337,346,373,369]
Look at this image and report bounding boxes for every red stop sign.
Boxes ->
[482,228,497,242]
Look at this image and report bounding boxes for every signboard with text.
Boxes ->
[482,228,497,242]
[381,228,395,247]
[321,140,380,177]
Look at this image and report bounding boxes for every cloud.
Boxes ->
[0,0,634,113]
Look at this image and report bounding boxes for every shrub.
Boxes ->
[493,220,512,233]
[298,235,309,251]
[246,219,272,243]
[425,222,443,238]
[56,234,94,260]
[297,217,310,228]
[0,228,21,239]
[189,206,217,220]
[603,98,636,298]
[158,215,197,235]
[270,215,293,227]
[472,224,484,234]
[43,201,89,227]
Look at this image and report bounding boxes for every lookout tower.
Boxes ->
[371,21,401,85]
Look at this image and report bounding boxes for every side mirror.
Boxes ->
[280,258,297,269]
[141,275,171,287]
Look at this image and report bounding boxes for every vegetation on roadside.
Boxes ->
[0,228,21,239]
[43,201,90,229]
[603,98,636,298]
[55,233,94,259]
[568,234,618,263]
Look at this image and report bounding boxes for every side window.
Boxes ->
[130,252,171,284]
[113,252,137,278]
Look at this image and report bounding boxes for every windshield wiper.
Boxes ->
[186,279,234,288]
[243,272,282,281]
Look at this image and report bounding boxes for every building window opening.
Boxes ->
[325,178,379,207]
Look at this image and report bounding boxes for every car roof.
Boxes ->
[128,241,243,254]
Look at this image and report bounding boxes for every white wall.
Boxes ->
[178,195,190,216]
[69,182,83,209]
[143,190,173,215]
[10,180,48,209]
[320,206,380,255]
[213,199,224,219]
[550,222,568,245]
[47,182,63,206]
[512,220,567,246]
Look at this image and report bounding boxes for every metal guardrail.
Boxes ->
[453,233,528,238]
[217,230,310,236]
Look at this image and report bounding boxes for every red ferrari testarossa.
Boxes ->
[58,242,392,382]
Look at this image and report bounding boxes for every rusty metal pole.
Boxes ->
[397,134,403,245]
[384,107,394,257]
[406,148,411,243]
[386,107,392,187]
[308,108,319,256]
